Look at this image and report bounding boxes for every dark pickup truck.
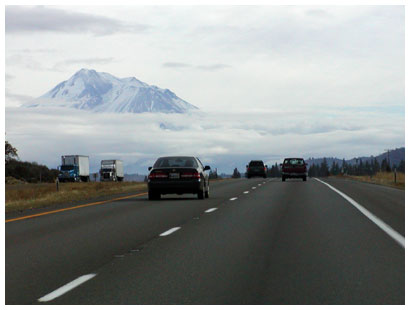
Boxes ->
[281,158,307,182]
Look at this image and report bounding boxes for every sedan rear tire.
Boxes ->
[148,191,160,200]
[198,187,205,200]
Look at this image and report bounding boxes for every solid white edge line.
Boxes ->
[159,227,181,236]
[38,274,97,302]
[314,178,405,248]
[205,208,218,213]
[230,197,238,201]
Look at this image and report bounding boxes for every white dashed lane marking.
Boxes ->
[38,274,97,302]
[252,187,256,189]
[230,197,238,201]
[205,208,218,213]
[159,227,181,236]
[243,191,249,194]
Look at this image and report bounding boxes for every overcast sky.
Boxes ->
[5,5,405,173]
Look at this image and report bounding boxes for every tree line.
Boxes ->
[229,158,405,179]
[5,141,59,183]
[308,157,405,177]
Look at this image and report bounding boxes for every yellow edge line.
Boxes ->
[5,192,148,223]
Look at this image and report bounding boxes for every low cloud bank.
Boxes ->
[5,107,404,174]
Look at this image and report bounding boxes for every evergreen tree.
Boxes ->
[267,166,274,177]
[341,159,347,175]
[381,158,391,172]
[373,158,380,173]
[397,160,405,173]
[330,161,340,175]
[232,168,241,178]
[319,158,329,177]
[209,168,218,179]
[358,159,364,176]
[364,160,371,176]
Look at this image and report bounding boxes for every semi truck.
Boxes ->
[100,160,124,182]
[58,155,90,182]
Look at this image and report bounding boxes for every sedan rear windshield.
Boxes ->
[249,161,264,166]
[154,157,198,168]
[284,159,305,165]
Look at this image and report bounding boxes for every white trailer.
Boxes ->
[59,155,90,182]
[100,160,124,182]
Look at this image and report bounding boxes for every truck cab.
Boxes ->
[58,155,90,182]
[58,164,80,182]
[100,160,124,182]
[100,167,117,181]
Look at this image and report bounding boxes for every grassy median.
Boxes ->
[338,172,404,190]
[5,181,147,213]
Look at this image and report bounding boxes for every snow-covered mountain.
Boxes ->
[24,69,198,113]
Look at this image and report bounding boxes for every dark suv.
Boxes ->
[281,158,307,182]
[246,160,267,178]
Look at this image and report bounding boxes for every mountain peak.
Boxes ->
[24,69,198,113]
[73,68,96,76]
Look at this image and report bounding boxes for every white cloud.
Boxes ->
[5,6,150,36]
[4,6,404,172]
[5,107,404,174]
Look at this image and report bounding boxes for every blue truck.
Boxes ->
[58,155,90,182]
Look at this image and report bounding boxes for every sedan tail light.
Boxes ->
[181,172,201,179]
[149,172,168,179]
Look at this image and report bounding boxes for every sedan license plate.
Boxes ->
[169,173,180,179]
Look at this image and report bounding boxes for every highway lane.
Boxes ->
[5,177,404,304]
[319,177,405,236]
[5,178,265,304]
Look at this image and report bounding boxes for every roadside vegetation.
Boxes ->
[338,172,404,190]
[6,140,60,183]
[6,181,148,213]
[307,157,405,190]
[5,140,148,213]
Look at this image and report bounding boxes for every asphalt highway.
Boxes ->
[5,177,404,304]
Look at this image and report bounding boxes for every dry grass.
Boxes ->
[339,172,404,190]
[5,177,233,213]
[5,181,147,213]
